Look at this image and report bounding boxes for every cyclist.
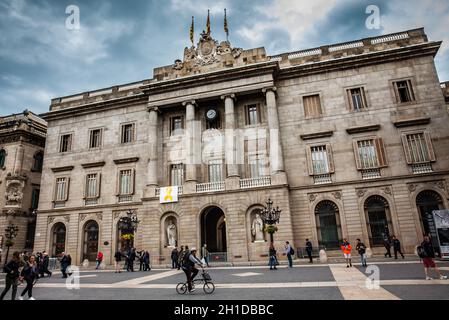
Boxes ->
[182,247,204,293]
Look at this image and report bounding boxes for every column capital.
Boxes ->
[220,93,236,101]
[182,100,197,107]
[262,86,277,95]
[147,105,160,113]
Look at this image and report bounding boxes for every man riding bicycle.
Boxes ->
[181,247,204,293]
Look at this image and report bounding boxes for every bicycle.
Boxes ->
[176,267,215,294]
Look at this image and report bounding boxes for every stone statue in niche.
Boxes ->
[251,213,265,242]
[5,184,23,206]
[166,219,177,247]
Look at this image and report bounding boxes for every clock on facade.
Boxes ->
[206,109,218,121]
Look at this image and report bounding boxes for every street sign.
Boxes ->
[159,186,179,204]
[432,210,449,260]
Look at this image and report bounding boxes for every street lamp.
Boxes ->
[260,198,281,244]
[118,210,139,251]
[3,224,19,267]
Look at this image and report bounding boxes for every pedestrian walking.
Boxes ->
[144,250,151,271]
[305,239,313,263]
[171,247,179,269]
[177,246,185,270]
[418,235,448,280]
[18,254,39,300]
[356,239,367,267]
[127,247,136,272]
[60,252,70,278]
[382,226,392,258]
[285,241,294,268]
[0,251,21,300]
[114,250,122,273]
[138,250,145,271]
[95,251,104,270]
[201,244,210,268]
[39,251,52,277]
[392,236,405,259]
[269,244,278,270]
[341,238,352,267]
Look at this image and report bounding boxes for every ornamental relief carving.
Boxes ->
[5,179,25,206]
[357,189,367,198]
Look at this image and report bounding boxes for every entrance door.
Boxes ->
[201,207,227,261]
[315,201,342,249]
[416,190,443,255]
[83,221,99,261]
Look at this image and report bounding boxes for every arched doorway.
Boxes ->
[364,196,392,247]
[315,200,342,249]
[51,223,66,257]
[416,190,443,254]
[201,207,227,255]
[83,220,99,262]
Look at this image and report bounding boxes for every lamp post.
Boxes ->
[260,198,281,245]
[3,224,19,267]
[118,210,139,252]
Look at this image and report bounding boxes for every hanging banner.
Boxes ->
[160,186,178,204]
[432,210,449,259]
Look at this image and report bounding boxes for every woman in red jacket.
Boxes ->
[96,251,104,270]
[341,239,352,268]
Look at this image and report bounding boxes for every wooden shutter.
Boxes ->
[131,169,136,195]
[83,175,87,199]
[116,170,120,196]
[96,173,101,198]
[64,177,70,201]
[424,132,436,162]
[326,144,335,173]
[401,134,413,164]
[375,138,388,167]
[361,87,368,109]
[306,146,314,175]
[352,140,362,170]
[53,178,58,202]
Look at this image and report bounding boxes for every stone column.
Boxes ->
[183,100,198,193]
[263,87,286,184]
[222,94,239,176]
[13,143,24,175]
[147,106,159,186]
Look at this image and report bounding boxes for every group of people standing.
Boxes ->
[171,244,210,270]
[113,248,150,273]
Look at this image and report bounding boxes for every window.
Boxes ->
[33,152,44,172]
[170,116,184,135]
[303,95,322,117]
[59,134,72,153]
[248,154,267,178]
[0,149,6,167]
[85,173,100,199]
[353,138,388,170]
[118,169,134,195]
[170,164,184,186]
[402,132,436,164]
[54,177,69,202]
[31,188,40,210]
[347,88,367,111]
[121,124,135,144]
[394,80,415,103]
[208,159,223,182]
[245,104,260,125]
[364,196,392,247]
[89,129,102,149]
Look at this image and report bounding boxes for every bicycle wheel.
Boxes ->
[203,281,215,294]
[176,282,188,294]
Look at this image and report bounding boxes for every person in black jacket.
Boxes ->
[0,251,21,300]
[421,235,448,280]
[392,236,405,259]
[60,252,70,278]
[305,239,313,263]
[171,247,179,269]
[127,247,136,272]
[18,255,39,300]
[114,250,122,273]
[39,251,52,277]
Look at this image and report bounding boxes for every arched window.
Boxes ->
[83,221,99,262]
[0,149,6,168]
[315,200,342,249]
[364,196,392,246]
[416,190,443,252]
[51,223,66,257]
[33,151,44,172]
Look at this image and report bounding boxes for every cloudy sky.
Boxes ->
[1,0,448,115]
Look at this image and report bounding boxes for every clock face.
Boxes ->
[206,109,217,121]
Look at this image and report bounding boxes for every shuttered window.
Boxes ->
[170,164,184,186]
[55,177,69,201]
[119,170,134,195]
[85,173,100,199]
[245,104,260,125]
[402,132,436,164]
[306,144,335,175]
[89,129,102,149]
[59,134,72,153]
[394,80,415,103]
[303,95,322,117]
[121,124,135,144]
[353,138,388,170]
[208,159,223,182]
[347,88,367,111]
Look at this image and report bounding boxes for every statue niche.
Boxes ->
[165,217,178,248]
[5,180,25,207]
[251,210,265,242]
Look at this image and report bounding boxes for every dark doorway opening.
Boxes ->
[200,207,227,253]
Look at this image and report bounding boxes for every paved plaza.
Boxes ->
[1,259,448,300]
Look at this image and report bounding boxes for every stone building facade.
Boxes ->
[0,111,46,263]
[34,28,449,265]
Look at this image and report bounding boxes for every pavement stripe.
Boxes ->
[113,270,179,286]
[329,265,401,300]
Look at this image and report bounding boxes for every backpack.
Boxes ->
[417,245,427,258]
[289,247,294,255]
[182,251,192,268]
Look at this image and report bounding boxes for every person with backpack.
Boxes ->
[181,247,203,293]
[285,241,294,268]
[0,251,21,300]
[392,236,405,259]
[356,238,367,267]
[18,254,39,300]
[341,239,352,267]
[269,243,278,270]
[305,239,313,263]
[418,235,448,280]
